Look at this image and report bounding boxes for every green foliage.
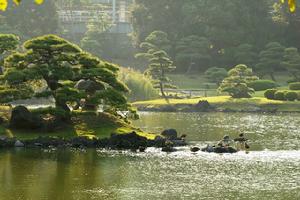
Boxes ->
[135,31,171,61]
[80,17,135,61]
[289,82,300,90]
[218,64,258,98]
[175,35,212,72]
[264,89,278,100]
[0,85,33,103]
[234,44,258,67]
[205,67,228,86]
[132,0,280,68]
[0,34,19,54]
[274,90,287,100]
[281,47,300,81]
[256,42,285,81]
[31,107,70,120]
[248,80,277,91]
[119,68,158,101]
[285,91,298,101]
[1,34,130,114]
[145,50,176,98]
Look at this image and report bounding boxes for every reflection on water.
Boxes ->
[133,112,300,151]
[0,112,300,200]
[0,149,299,200]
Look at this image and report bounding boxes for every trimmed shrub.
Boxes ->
[248,80,277,91]
[264,89,277,100]
[285,91,298,101]
[289,82,300,90]
[274,91,286,100]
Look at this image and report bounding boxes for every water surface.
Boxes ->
[0,112,300,200]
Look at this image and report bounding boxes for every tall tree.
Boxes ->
[175,35,212,73]
[205,67,228,86]
[256,42,285,81]
[234,44,258,67]
[145,50,176,99]
[281,47,300,81]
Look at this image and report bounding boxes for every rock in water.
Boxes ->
[162,146,177,152]
[161,129,178,140]
[190,147,201,152]
[14,140,24,147]
[194,100,212,112]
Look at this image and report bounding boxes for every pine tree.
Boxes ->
[256,42,285,81]
[175,35,212,73]
[1,35,129,114]
[281,47,300,81]
[146,50,176,99]
[218,64,258,98]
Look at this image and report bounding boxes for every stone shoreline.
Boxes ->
[0,131,186,152]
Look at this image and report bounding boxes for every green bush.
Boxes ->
[119,68,159,101]
[248,80,277,91]
[264,89,277,100]
[289,82,300,90]
[285,91,298,101]
[274,91,287,100]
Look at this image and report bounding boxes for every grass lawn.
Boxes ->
[133,96,300,112]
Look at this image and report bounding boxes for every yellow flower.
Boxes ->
[35,0,44,5]
[281,0,296,12]
[0,0,43,11]
[0,0,8,11]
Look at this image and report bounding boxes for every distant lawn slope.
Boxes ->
[133,96,300,112]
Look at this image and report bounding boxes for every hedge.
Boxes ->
[285,91,298,101]
[274,91,287,100]
[289,82,300,90]
[264,89,277,100]
[248,80,277,91]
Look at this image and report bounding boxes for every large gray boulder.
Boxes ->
[9,106,43,129]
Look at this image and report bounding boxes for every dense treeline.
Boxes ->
[132,0,300,74]
[1,0,300,78]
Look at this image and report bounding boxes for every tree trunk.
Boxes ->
[270,72,276,81]
[159,82,166,99]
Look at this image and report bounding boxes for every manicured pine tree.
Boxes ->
[145,50,176,100]
[1,35,129,114]
[218,64,258,98]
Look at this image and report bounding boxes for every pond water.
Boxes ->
[0,112,300,200]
